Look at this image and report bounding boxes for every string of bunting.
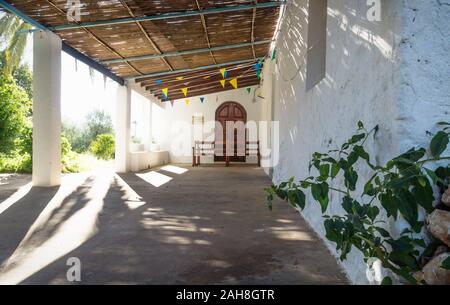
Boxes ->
[156,58,266,105]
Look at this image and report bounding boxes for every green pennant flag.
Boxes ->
[246,87,251,94]
[271,49,277,61]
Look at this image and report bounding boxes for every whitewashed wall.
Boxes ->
[260,0,450,284]
[154,86,263,164]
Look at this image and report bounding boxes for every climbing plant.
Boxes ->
[265,122,450,284]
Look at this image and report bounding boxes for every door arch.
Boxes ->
[215,101,247,163]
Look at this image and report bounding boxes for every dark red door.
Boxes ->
[214,102,247,162]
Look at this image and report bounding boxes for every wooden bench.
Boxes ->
[192,140,261,167]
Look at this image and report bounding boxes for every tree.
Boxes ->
[13,63,32,99]
[85,110,114,141]
[0,13,32,76]
[90,134,115,160]
[0,75,32,154]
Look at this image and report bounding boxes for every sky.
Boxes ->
[23,37,119,127]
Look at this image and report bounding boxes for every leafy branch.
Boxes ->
[265,121,450,284]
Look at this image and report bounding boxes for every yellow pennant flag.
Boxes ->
[185,99,190,105]
[220,68,227,78]
[162,88,169,98]
[181,87,188,97]
[219,79,226,88]
[229,78,238,89]
[176,76,184,81]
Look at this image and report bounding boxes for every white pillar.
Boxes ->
[142,100,152,151]
[115,85,131,172]
[32,31,62,187]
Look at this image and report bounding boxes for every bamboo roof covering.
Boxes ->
[1,0,282,101]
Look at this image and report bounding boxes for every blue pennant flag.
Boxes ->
[200,97,205,103]
[155,80,162,85]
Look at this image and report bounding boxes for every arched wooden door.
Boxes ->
[215,102,247,163]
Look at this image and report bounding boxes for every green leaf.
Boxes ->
[442,257,450,270]
[311,182,329,213]
[344,168,358,191]
[367,206,380,222]
[319,163,330,181]
[411,180,434,213]
[424,168,438,184]
[396,189,419,227]
[381,276,393,285]
[354,145,370,162]
[379,191,398,219]
[375,227,391,238]
[330,163,340,178]
[349,133,366,144]
[342,196,353,214]
[430,131,449,158]
[348,151,359,166]
[287,189,306,210]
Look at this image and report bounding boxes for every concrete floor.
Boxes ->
[0,165,348,284]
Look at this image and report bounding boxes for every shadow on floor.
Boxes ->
[0,166,348,285]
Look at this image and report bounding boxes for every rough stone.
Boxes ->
[434,245,449,257]
[422,253,450,285]
[441,187,450,208]
[427,210,450,247]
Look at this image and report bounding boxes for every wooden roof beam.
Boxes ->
[44,0,143,76]
[194,0,217,65]
[117,0,174,71]
[29,2,286,32]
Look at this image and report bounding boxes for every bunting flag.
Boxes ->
[220,68,227,78]
[271,49,277,61]
[256,70,261,79]
[200,97,205,103]
[224,70,228,78]
[229,78,238,89]
[185,99,190,105]
[246,87,252,94]
[176,76,184,81]
[181,87,188,97]
[155,80,162,85]
[162,88,169,98]
[219,79,226,88]
[253,62,261,73]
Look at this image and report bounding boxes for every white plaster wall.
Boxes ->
[260,0,450,284]
[155,86,263,164]
[395,0,450,152]
[261,0,440,283]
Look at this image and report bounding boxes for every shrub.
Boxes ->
[0,152,32,173]
[61,134,80,173]
[90,133,115,160]
[266,121,450,285]
[0,75,32,154]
